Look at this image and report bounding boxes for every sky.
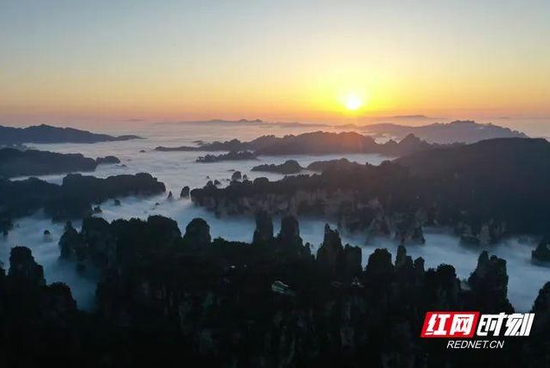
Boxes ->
[0,0,549,125]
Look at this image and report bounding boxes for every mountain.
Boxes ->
[360,120,528,144]
[395,137,550,178]
[0,148,120,178]
[251,160,304,174]
[3,216,547,367]
[0,172,165,231]
[156,131,435,156]
[170,119,329,128]
[0,124,142,145]
[191,137,550,242]
[394,137,550,234]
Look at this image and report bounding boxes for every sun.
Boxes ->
[344,94,363,111]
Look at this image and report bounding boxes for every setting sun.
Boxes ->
[344,95,364,111]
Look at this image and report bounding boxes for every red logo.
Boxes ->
[421,311,480,338]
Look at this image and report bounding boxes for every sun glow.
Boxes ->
[344,94,364,111]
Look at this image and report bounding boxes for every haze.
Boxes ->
[1,0,549,125]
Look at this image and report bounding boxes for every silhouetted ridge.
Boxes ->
[252,159,303,174]
[361,119,528,143]
[155,131,434,156]
[0,124,141,145]
[0,148,121,178]
[0,173,165,234]
[191,137,550,243]
[12,216,534,366]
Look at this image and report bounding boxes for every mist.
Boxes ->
[2,122,547,312]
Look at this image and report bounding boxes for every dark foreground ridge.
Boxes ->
[191,138,550,245]
[0,214,549,367]
[0,148,120,178]
[0,173,165,234]
[0,124,141,145]
[155,131,437,157]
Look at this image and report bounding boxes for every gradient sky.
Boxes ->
[1,0,549,124]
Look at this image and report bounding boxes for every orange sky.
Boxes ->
[1,1,549,125]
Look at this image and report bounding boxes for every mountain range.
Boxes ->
[0,124,141,145]
[359,120,527,144]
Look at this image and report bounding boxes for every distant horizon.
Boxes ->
[2,113,550,126]
[3,115,549,140]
